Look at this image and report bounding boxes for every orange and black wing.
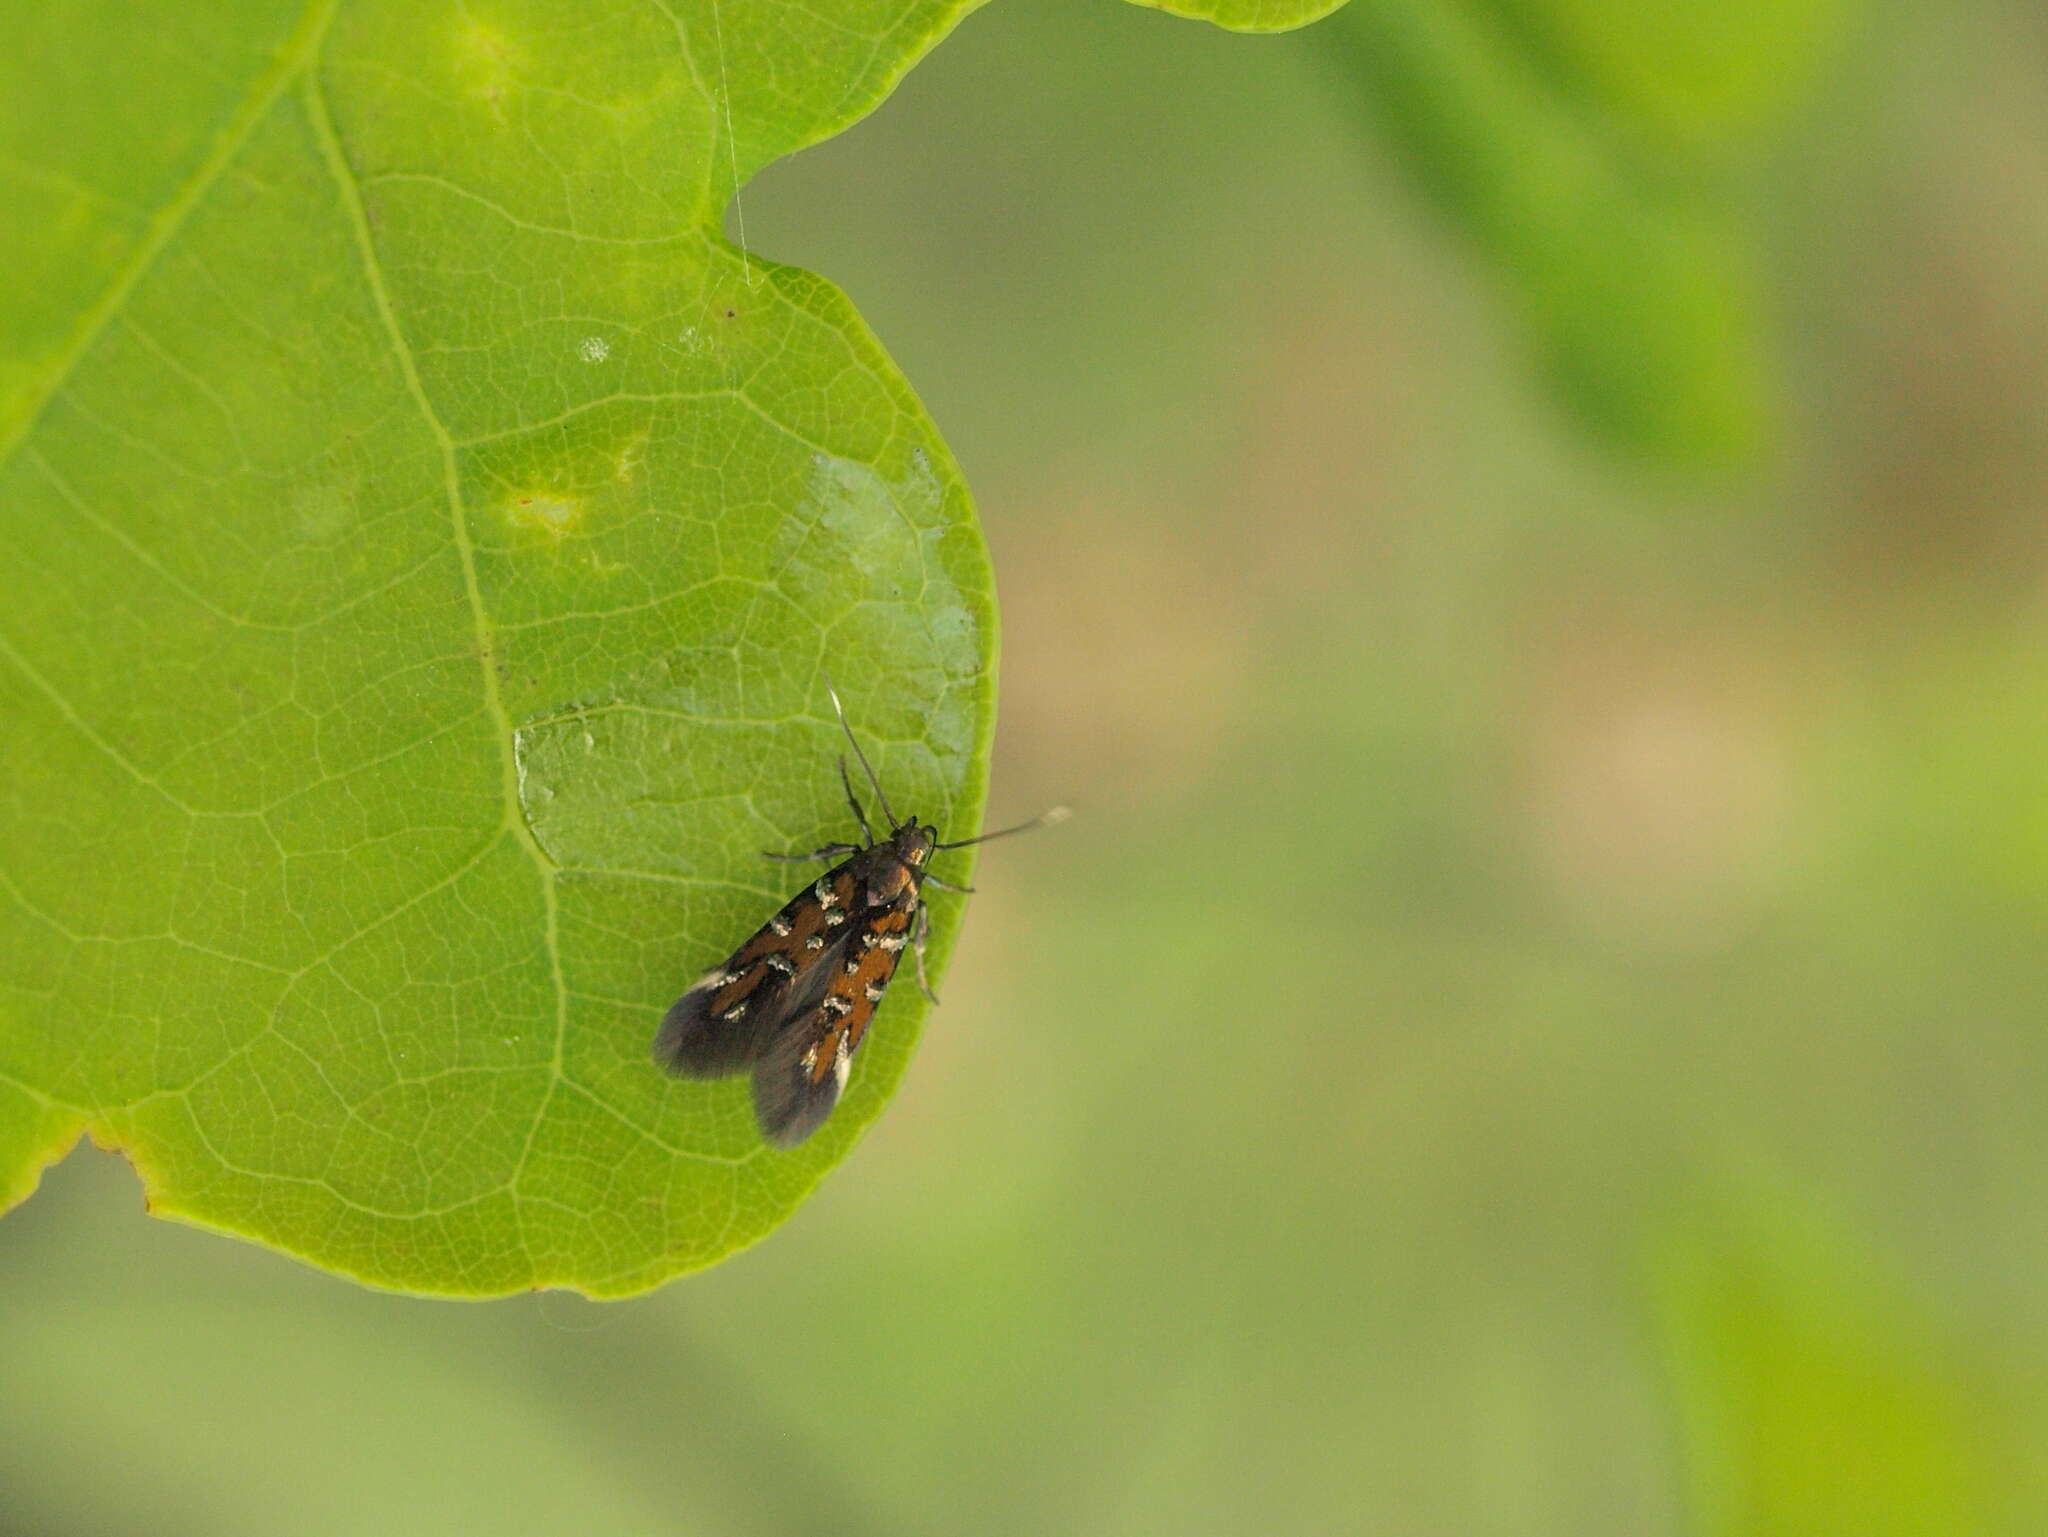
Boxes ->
[751,900,916,1147]
[653,865,862,1079]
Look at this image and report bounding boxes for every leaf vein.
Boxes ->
[0,0,342,467]
[302,67,575,1209]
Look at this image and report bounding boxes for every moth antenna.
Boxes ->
[936,806,1070,850]
[823,674,899,830]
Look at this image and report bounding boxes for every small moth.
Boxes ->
[654,687,1064,1148]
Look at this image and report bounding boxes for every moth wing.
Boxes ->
[750,905,913,1147]
[750,1011,849,1149]
[653,898,850,1079]
[652,975,770,1078]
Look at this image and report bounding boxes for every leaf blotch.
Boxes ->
[455,20,523,115]
[506,491,585,536]
[611,430,649,484]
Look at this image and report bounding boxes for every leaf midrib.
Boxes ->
[300,66,576,1208]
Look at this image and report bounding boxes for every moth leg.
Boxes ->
[911,902,938,1005]
[763,843,861,864]
[838,756,876,844]
[922,872,974,894]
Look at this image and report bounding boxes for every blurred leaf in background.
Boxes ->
[1125,0,1348,32]
[1654,1181,2002,1537]
[1315,0,1859,468]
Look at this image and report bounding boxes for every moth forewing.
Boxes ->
[750,893,916,1147]
[652,865,862,1079]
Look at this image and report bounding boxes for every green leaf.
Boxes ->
[1652,1188,2001,1537]
[1317,0,1796,468]
[1121,0,1350,33]
[1474,0,1858,150]
[0,0,996,1296]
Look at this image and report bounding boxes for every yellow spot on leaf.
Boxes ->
[455,20,523,117]
[507,492,583,536]
[612,430,649,484]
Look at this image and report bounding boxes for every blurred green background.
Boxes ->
[7,0,2047,1530]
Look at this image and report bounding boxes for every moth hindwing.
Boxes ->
[652,685,1065,1148]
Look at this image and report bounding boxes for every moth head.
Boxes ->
[892,822,938,869]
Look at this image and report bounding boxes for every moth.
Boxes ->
[654,688,1063,1148]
